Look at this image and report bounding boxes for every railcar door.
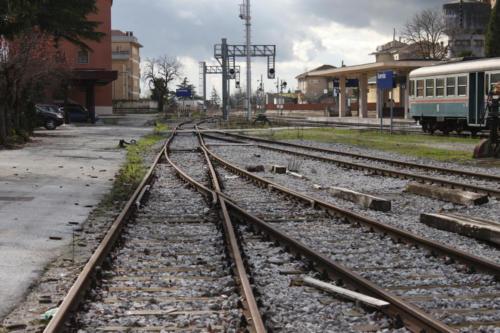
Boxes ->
[468,72,485,125]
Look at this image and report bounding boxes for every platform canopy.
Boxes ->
[306,60,442,119]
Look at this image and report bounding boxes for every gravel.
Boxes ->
[75,163,244,331]
[208,143,500,266]
[207,144,500,332]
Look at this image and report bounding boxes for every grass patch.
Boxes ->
[153,122,170,132]
[94,132,164,213]
[256,128,480,161]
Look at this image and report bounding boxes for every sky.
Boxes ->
[111,0,451,97]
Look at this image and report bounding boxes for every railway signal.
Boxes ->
[199,61,241,114]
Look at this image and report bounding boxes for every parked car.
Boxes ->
[35,104,64,130]
[58,103,99,122]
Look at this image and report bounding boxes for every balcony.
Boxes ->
[112,50,131,60]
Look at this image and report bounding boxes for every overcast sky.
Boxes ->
[111,0,451,97]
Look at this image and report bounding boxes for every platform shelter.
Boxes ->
[310,60,441,119]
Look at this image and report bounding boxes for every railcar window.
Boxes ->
[425,79,434,97]
[409,80,415,97]
[417,80,424,97]
[491,73,500,86]
[446,77,456,96]
[457,76,467,96]
[436,78,445,97]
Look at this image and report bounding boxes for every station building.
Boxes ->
[52,0,117,116]
[111,30,142,100]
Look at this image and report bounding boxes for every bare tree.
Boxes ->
[0,28,70,145]
[143,55,182,112]
[401,9,448,59]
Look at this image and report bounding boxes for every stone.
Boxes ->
[245,165,265,172]
[329,187,391,212]
[420,213,500,246]
[406,182,488,206]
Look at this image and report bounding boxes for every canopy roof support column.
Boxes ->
[376,86,382,119]
[339,76,347,118]
[403,71,410,119]
[359,73,368,118]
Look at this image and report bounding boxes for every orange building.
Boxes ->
[54,0,117,117]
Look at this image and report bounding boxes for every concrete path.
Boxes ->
[0,114,156,319]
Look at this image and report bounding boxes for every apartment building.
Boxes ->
[111,30,142,100]
[54,0,116,115]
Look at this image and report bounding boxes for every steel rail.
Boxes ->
[42,123,189,333]
[203,132,500,199]
[194,128,459,333]
[165,131,265,332]
[214,131,500,183]
[224,201,456,333]
[200,141,500,278]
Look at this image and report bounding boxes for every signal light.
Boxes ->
[268,68,275,79]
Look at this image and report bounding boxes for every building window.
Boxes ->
[446,77,456,96]
[425,79,434,97]
[457,76,467,96]
[436,78,445,97]
[416,80,424,97]
[456,40,471,47]
[77,50,89,64]
[474,40,484,47]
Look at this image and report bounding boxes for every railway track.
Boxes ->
[195,126,500,332]
[261,115,491,139]
[42,121,500,333]
[201,131,500,197]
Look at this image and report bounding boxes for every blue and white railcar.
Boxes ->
[409,58,500,134]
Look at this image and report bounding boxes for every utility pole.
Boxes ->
[221,38,229,120]
[240,0,252,121]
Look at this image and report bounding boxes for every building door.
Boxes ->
[468,72,485,125]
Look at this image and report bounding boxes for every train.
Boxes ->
[409,57,500,135]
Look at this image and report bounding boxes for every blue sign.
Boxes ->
[377,71,393,89]
[176,88,192,97]
[333,79,359,88]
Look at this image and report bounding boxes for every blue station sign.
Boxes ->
[176,88,192,97]
[377,71,393,89]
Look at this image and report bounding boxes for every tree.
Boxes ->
[401,9,447,59]
[209,86,220,109]
[0,0,105,50]
[486,2,500,57]
[143,55,182,112]
[176,77,197,99]
[0,28,70,145]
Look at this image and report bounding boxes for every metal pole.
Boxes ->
[379,88,383,134]
[203,62,207,113]
[245,0,252,121]
[390,88,394,135]
[222,38,229,120]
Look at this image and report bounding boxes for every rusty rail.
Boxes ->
[195,127,461,333]
[203,131,500,199]
[213,131,500,184]
[42,123,190,333]
[198,132,500,278]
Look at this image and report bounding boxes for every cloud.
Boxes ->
[113,0,453,97]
